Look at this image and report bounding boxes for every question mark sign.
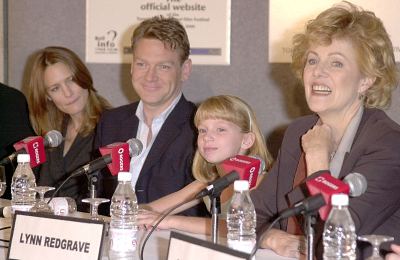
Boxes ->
[107,30,117,41]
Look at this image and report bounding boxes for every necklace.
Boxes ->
[330,151,336,161]
[69,122,81,133]
[65,123,80,141]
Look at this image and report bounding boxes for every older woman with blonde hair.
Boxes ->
[251,2,400,259]
[27,46,111,207]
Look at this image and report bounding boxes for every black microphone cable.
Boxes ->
[139,196,196,260]
[0,224,11,246]
[140,171,240,259]
[46,176,73,204]
[250,194,325,257]
[46,167,92,204]
[46,155,114,204]
[250,216,282,257]
[140,172,240,259]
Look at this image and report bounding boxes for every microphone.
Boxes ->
[127,138,143,157]
[71,138,143,177]
[306,172,367,220]
[195,171,240,199]
[220,155,264,189]
[344,172,367,197]
[0,130,63,167]
[47,138,143,204]
[44,130,64,148]
[280,194,326,219]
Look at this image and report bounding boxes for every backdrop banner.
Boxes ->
[86,0,231,65]
[269,0,400,63]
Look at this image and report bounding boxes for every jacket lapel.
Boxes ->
[338,108,373,179]
[137,96,193,180]
[121,103,139,141]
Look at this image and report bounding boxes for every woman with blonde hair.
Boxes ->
[27,46,111,208]
[252,2,400,259]
[137,95,273,235]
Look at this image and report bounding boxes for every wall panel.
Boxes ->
[7,0,400,158]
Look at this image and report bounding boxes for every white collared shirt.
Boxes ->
[130,93,183,190]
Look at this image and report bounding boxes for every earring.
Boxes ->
[358,92,364,100]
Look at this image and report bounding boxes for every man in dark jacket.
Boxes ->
[95,16,207,217]
[0,83,34,199]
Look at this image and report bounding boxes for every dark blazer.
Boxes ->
[36,122,93,211]
[94,95,208,216]
[0,84,35,199]
[251,108,400,259]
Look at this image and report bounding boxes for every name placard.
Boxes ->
[167,231,251,260]
[7,211,105,260]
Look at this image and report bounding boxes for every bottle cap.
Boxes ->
[118,171,132,181]
[331,193,349,206]
[0,206,11,218]
[17,154,30,163]
[234,180,249,191]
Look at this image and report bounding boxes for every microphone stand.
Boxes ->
[88,174,98,214]
[304,212,317,260]
[89,175,97,199]
[210,192,221,244]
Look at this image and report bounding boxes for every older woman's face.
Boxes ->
[303,38,370,118]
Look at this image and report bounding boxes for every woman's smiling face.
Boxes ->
[303,38,370,118]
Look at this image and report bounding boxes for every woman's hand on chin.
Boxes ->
[302,124,334,175]
[260,229,306,259]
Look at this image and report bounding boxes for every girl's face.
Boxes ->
[197,118,254,165]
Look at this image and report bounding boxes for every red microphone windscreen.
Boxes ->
[220,155,261,189]
[13,136,46,168]
[306,172,350,220]
[99,142,130,176]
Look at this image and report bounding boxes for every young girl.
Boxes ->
[137,95,273,235]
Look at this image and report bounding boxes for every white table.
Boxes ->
[0,199,294,260]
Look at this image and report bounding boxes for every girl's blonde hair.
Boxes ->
[192,95,273,183]
[27,46,111,136]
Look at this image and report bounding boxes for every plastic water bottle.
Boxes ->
[323,193,357,260]
[227,180,257,255]
[11,154,36,213]
[108,172,138,259]
[47,197,77,215]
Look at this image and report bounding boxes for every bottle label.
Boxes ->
[109,228,137,252]
[227,239,256,254]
